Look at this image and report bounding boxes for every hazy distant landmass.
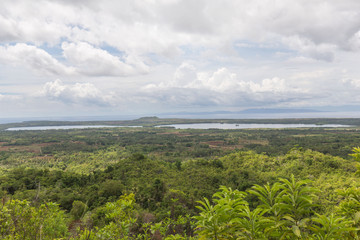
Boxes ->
[163,108,324,116]
[4,108,360,126]
[0,109,324,124]
[238,108,323,114]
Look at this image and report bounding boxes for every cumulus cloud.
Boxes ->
[0,42,148,77]
[61,42,149,76]
[2,0,360,116]
[282,36,336,62]
[2,0,360,58]
[0,43,74,75]
[0,0,73,44]
[159,65,297,93]
[172,62,198,87]
[40,79,115,106]
[142,64,305,107]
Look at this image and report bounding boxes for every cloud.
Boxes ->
[40,79,115,106]
[348,30,360,50]
[142,64,306,107]
[0,14,18,41]
[61,42,149,76]
[342,78,360,91]
[282,36,336,62]
[172,62,198,87]
[0,42,148,77]
[0,43,74,75]
[0,94,22,101]
[166,65,297,93]
[2,0,360,116]
[0,0,73,44]
[2,1,360,59]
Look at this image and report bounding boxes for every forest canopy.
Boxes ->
[1,122,360,239]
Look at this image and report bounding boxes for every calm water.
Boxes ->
[6,125,141,131]
[157,123,352,129]
[4,123,353,131]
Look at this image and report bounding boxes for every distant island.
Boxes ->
[161,108,324,116]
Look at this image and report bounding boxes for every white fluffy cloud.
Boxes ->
[282,36,336,62]
[0,44,74,75]
[2,0,360,116]
[61,42,149,76]
[40,79,115,106]
[142,64,305,107]
[0,42,148,77]
[2,0,360,57]
[157,64,298,94]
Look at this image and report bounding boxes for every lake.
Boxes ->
[6,125,141,131]
[5,123,353,131]
[157,123,352,129]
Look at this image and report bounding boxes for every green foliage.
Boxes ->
[1,124,360,239]
[2,171,360,239]
[350,147,360,162]
[194,186,248,239]
[248,182,284,219]
[0,198,68,240]
[231,206,272,240]
[279,175,316,221]
[76,194,137,239]
[350,147,360,177]
[193,175,359,240]
[337,187,360,222]
[70,200,88,220]
[309,214,356,240]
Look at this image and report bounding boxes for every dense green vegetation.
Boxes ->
[1,119,360,239]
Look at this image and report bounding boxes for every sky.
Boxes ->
[1,0,360,119]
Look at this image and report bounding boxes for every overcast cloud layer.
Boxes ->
[1,0,360,118]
